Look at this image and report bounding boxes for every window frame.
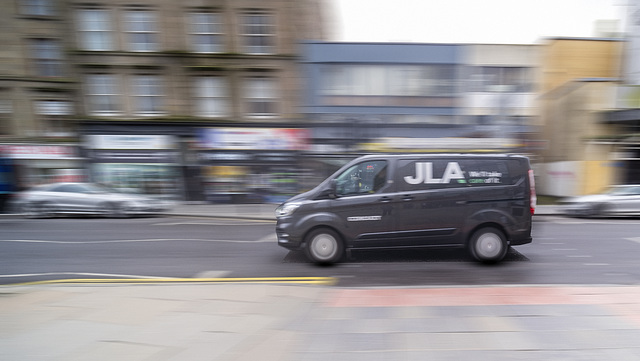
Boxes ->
[30,38,63,77]
[85,74,121,116]
[189,12,223,53]
[125,9,158,52]
[240,12,275,55]
[77,9,114,51]
[244,77,278,118]
[195,76,228,118]
[131,75,165,116]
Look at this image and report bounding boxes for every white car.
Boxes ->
[14,182,171,218]
[560,185,640,217]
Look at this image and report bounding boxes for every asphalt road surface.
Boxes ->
[1,215,639,287]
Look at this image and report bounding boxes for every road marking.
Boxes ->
[583,263,610,266]
[0,237,273,244]
[627,237,640,244]
[154,221,272,226]
[553,248,577,251]
[0,272,169,279]
[567,255,592,258]
[4,276,337,287]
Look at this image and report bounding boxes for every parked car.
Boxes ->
[14,182,171,218]
[560,185,640,217]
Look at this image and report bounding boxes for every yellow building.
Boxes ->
[538,38,624,196]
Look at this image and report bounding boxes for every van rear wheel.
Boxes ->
[469,227,507,263]
[305,228,344,265]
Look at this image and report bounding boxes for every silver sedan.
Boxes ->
[560,185,640,217]
[14,182,171,218]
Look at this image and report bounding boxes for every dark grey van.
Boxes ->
[276,154,536,264]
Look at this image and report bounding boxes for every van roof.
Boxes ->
[356,153,530,160]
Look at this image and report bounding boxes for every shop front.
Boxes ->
[0,143,85,189]
[197,128,310,203]
[85,135,180,200]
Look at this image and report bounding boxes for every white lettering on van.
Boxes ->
[347,216,382,222]
[404,162,465,184]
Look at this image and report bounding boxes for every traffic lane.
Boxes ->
[0,216,281,285]
[0,216,276,242]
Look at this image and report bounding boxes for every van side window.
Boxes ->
[335,161,388,197]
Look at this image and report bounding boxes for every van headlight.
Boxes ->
[276,202,301,218]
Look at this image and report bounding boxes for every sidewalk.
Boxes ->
[2,283,640,360]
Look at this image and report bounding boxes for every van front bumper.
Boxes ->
[276,221,304,251]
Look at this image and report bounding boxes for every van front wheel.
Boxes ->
[305,228,344,265]
[469,227,507,264]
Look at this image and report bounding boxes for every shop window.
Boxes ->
[125,10,157,52]
[240,12,275,54]
[132,75,164,115]
[86,74,121,115]
[31,39,63,77]
[190,12,223,53]
[245,78,278,117]
[77,9,113,51]
[195,77,228,117]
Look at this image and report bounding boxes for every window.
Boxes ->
[190,12,223,53]
[86,74,120,115]
[335,161,388,197]
[21,0,55,16]
[31,39,63,77]
[469,67,533,92]
[241,13,275,54]
[195,77,227,117]
[321,64,457,97]
[132,75,164,115]
[0,98,10,136]
[36,100,73,137]
[245,78,277,117]
[125,10,157,52]
[77,9,113,51]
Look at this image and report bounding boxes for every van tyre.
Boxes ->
[469,227,508,264]
[305,228,344,265]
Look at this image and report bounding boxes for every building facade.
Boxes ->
[2,0,327,203]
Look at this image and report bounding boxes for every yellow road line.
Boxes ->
[8,277,338,286]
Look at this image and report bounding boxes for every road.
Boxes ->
[1,215,639,287]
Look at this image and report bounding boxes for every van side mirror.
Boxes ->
[318,180,338,199]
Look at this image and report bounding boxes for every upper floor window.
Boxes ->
[31,39,63,77]
[241,13,275,54]
[125,10,157,52]
[36,100,74,137]
[132,75,164,115]
[21,0,55,16]
[195,77,228,117]
[85,74,121,115]
[190,12,223,53]
[245,78,278,117]
[469,66,533,92]
[77,9,113,51]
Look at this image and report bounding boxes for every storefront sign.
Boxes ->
[87,135,175,150]
[0,144,78,159]
[198,128,310,150]
[91,150,178,163]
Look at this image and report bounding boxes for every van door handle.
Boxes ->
[402,195,414,201]
[379,196,392,203]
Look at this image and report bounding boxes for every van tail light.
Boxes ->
[528,169,537,215]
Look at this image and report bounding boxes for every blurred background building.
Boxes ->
[0,0,637,205]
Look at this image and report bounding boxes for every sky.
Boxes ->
[328,0,629,44]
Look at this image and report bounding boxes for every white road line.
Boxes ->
[153,221,271,226]
[627,237,640,244]
[0,272,172,279]
[0,237,274,244]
